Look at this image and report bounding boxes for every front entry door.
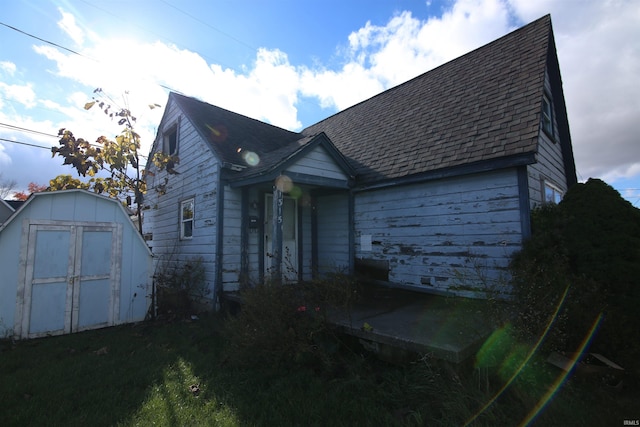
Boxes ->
[264,194,298,281]
[19,223,120,338]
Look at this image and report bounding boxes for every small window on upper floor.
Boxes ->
[164,125,178,155]
[180,198,194,239]
[541,94,554,138]
[544,180,563,204]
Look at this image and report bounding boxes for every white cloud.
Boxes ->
[3,1,640,198]
[300,63,383,111]
[0,82,37,109]
[57,8,85,46]
[204,49,302,130]
[0,61,16,75]
[0,142,11,166]
[300,2,511,112]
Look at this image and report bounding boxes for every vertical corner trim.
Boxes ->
[517,166,532,241]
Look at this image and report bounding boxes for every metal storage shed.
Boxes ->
[0,190,152,339]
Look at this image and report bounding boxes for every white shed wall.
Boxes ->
[0,190,152,338]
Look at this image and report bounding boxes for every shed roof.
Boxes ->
[0,190,152,255]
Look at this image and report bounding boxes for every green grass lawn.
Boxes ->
[0,314,636,426]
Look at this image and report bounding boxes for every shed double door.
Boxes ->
[19,223,121,338]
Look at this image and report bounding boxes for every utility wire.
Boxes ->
[0,21,92,60]
[0,137,52,150]
[0,137,151,162]
[159,0,257,51]
[0,123,58,138]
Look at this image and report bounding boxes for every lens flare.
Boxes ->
[206,124,228,142]
[520,312,604,426]
[242,151,260,166]
[464,285,570,426]
[288,185,303,199]
[275,175,293,193]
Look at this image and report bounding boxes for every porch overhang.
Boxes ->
[224,170,351,189]
[221,132,356,190]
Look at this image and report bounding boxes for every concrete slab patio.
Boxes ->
[328,286,497,364]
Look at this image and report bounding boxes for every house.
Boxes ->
[142,15,576,308]
[0,190,153,339]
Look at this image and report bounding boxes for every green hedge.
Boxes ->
[510,178,640,372]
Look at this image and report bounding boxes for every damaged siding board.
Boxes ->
[316,193,350,273]
[354,169,522,296]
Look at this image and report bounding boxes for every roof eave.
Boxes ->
[353,152,537,192]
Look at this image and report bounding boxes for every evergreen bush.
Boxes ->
[510,179,640,372]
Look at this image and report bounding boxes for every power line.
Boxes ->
[0,19,182,95]
[0,137,150,161]
[0,21,92,60]
[0,137,52,150]
[159,0,257,52]
[0,123,58,138]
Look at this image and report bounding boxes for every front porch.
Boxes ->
[223,283,496,365]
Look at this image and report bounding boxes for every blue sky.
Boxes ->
[1,0,639,206]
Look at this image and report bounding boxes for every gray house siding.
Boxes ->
[143,100,220,298]
[300,201,313,280]
[353,168,522,298]
[316,192,351,274]
[221,185,242,291]
[286,146,350,181]
[527,69,569,207]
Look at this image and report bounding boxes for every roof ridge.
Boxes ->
[303,14,551,132]
[169,91,301,138]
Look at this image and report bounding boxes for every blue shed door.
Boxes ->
[20,224,120,338]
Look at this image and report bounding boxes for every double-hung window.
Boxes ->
[180,198,194,239]
[544,181,563,204]
[541,94,554,138]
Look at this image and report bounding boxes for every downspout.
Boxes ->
[215,164,225,310]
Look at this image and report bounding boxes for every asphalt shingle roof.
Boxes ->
[171,92,302,170]
[302,15,553,183]
[170,15,555,186]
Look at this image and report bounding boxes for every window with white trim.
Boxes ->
[541,94,554,138]
[180,198,194,239]
[544,181,563,204]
